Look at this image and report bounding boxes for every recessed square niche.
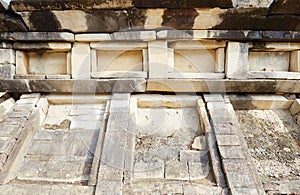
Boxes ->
[15,42,71,79]
[174,50,216,73]
[90,42,148,78]
[249,52,290,71]
[247,42,300,79]
[168,41,226,79]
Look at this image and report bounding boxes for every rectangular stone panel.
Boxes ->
[95,50,143,72]
[249,51,290,71]
[174,49,216,73]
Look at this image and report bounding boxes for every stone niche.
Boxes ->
[168,41,226,79]
[15,42,71,79]
[248,42,300,79]
[90,42,148,78]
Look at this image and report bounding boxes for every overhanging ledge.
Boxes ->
[0,79,300,93]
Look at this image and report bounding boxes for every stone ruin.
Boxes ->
[0,0,299,194]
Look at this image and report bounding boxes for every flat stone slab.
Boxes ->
[18,103,106,183]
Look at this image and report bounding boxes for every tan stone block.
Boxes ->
[169,41,226,49]
[90,42,147,50]
[168,73,225,79]
[0,98,15,117]
[144,9,164,29]
[0,137,16,155]
[71,42,90,79]
[290,50,300,72]
[173,49,216,73]
[14,74,46,79]
[192,136,207,150]
[16,51,28,75]
[148,41,169,78]
[226,42,248,79]
[75,33,111,41]
[247,71,300,79]
[54,10,89,33]
[0,49,15,64]
[290,99,300,115]
[91,71,147,78]
[249,52,289,71]
[112,31,156,41]
[45,94,109,104]
[136,94,198,108]
[14,42,71,51]
[133,159,164,179]
[229,94,293,110]
[95,50,143,72]
[215,48,225,73]
[194,8,227,29]
[46,75,71,79]
[263,42,300,51]
[26,52,68,75]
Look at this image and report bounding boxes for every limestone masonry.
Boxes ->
[0,0,299,195]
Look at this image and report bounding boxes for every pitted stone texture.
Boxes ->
[18,103,105,183]
[11,0,133,11]
[0,184,95,195]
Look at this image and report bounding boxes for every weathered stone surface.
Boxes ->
[0,12,28,32]
[11,0,133,11]
[230,188,258,195]
[133,159,164,179]
[0,32,74,42]
[222,159,249,173]
[146,79,288,93]
[0,65,15,79]
[226,171,256,188]
[71,43,90,79]
[0,79,31,93]
[0,98,15,117]
[269,0,300,15]
[148,41,169,79]
[165,161,189,180]
[188,162,210,180]
[291,50,300,72]
[215,134,240,146]
[191,136,207,150]
[0,1,7,12]
[228,94,293,110]
[218,146,244,159]
[134,0,233,8]
[14,42,71,51]
[247,71,300,80]
[18,10,129,33]
[226,42,248,80]
[0,49,15,64]
[290,99,300,115]
[183,184,224,195]
[249,51,289,72]
[96,181,121,195]
[28,79,146,93]
[0,138,16,155]
[0,125,22,138]
[180,150,209,163]
[97,164,123,181]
